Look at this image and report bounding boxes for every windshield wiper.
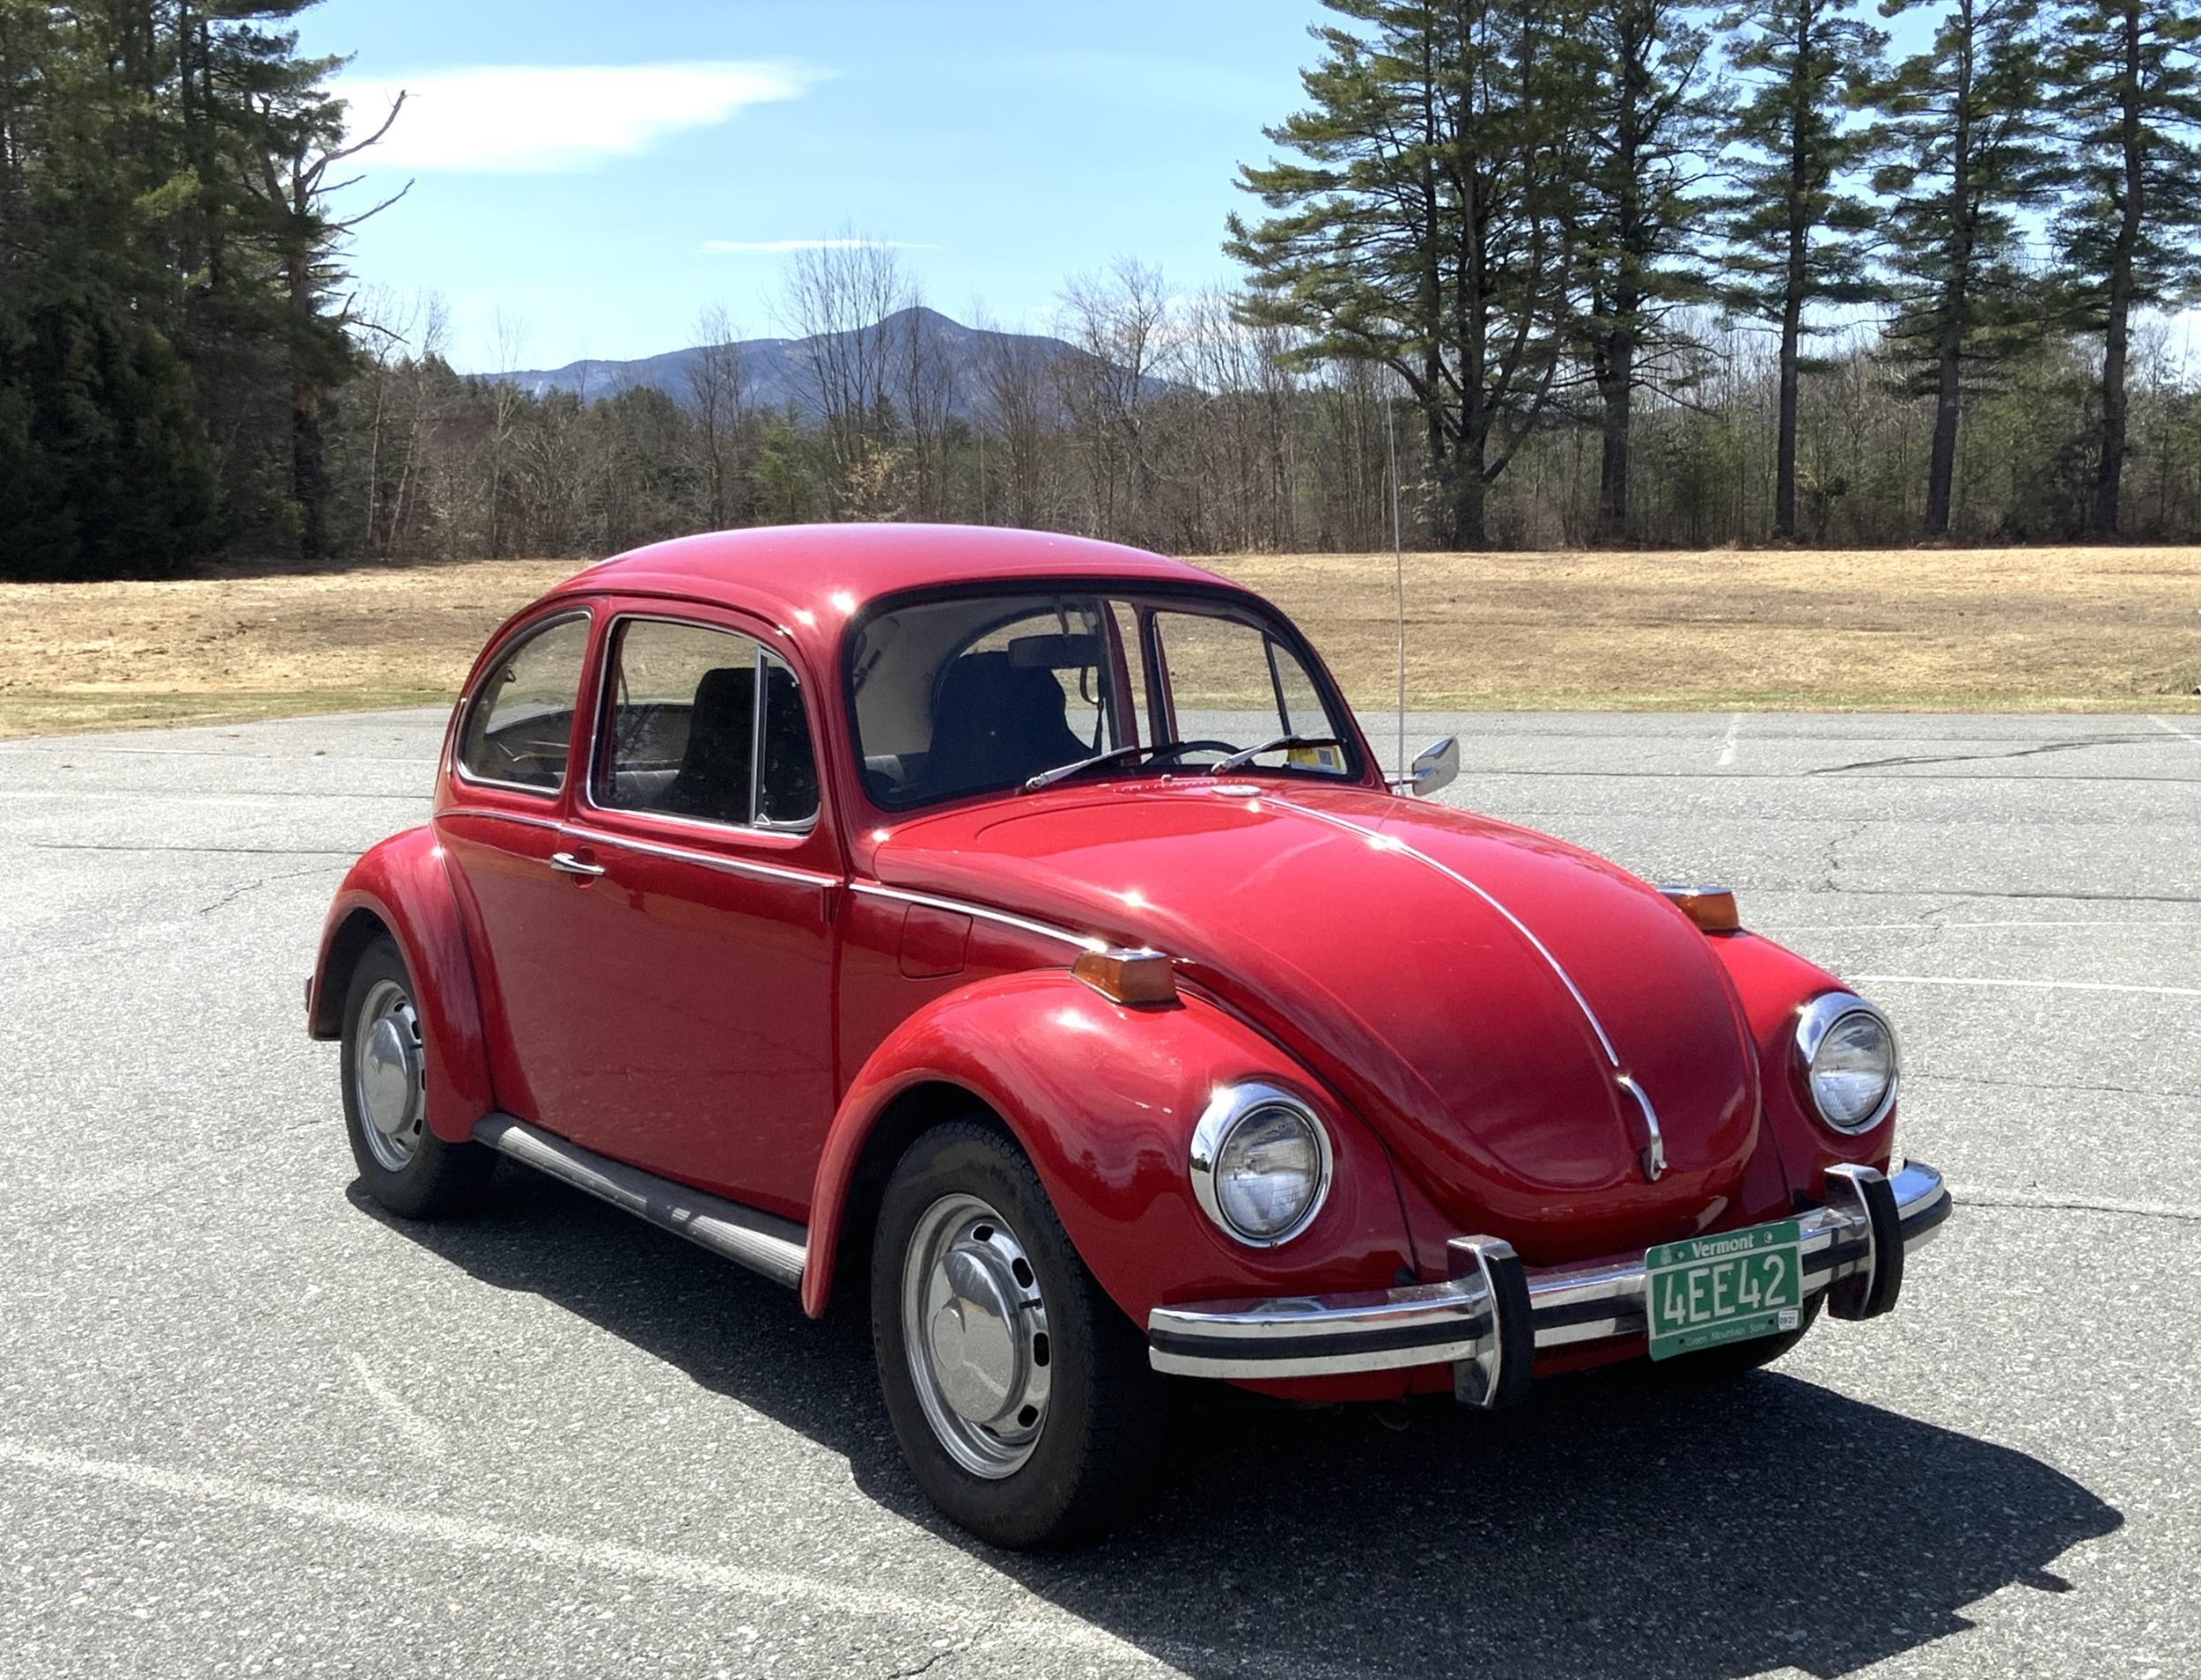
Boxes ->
[1210,733,1344,773]
[1023,743,1174,792]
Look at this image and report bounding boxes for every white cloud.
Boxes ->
[700,238,940,254]
[335,62,811,174]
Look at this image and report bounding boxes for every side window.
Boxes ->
[456,615,590,792]
[1153,609,1350,774]
[596,618,819,830]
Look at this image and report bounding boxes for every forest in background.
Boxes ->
[3,0,2200,578]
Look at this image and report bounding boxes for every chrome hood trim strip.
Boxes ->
[1260,795,1626,1070]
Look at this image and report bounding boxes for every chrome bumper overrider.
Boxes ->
[1146,1161,1952,1402]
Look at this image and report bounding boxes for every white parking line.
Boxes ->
[1717,714,1741,768]
[346,1352,448,1459]
[1853,973,2201,998]
[0,1438,1367,1678]
[2150,715,2201,752]
[0,1438,1147,1663]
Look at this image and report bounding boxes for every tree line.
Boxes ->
[324,247,2201,563]
[1231,0,2201,547]
[3,0,2199,579]
[0,1,405,578]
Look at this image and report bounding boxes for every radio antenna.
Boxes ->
[1388,387,1405,784]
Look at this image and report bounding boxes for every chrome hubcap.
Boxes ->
[902,1193,1051,1478]
[353,978,424,1171]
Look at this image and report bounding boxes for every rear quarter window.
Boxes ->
[455,614,592,792]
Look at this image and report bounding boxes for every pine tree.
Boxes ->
[1717,0,1887,539]
[222,7,406,557]
[0,0,380,574]
[1571,0,1726,541]
[2047,0,2201,537]
[1228,0,1586,548]
[1875,0,2056,538]
[0,4,225,578]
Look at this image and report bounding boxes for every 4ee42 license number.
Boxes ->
[1645,1219,1803,1360]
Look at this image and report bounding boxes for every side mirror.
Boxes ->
[1397,735,1458,798]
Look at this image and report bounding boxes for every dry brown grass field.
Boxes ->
[2,544,2197,739]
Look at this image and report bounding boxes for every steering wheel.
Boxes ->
[1145,740,1240,764]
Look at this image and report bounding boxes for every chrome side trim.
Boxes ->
[438,807,838,892]
[850,881,1107,952]
[438,806,566,834]
[1147,1159,1951,1381]
[473,1113,806,1290]
[560,822,840,890]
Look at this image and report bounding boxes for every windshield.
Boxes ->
[846,589,1358,811]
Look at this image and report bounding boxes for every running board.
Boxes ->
[472,1113,806,1291]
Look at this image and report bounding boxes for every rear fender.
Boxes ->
[308,825,495,1144]
[801,969,1414,1326]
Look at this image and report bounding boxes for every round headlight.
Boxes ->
[1795,993,1898,1132]
[1189,1084,1333,1246]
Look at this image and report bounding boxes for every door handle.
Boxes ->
[548,850,605,879]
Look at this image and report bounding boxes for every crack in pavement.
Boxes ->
[195,864,346,917]
[1807,736,2143,776]
[1909,1071,2201,1102]
[1952,1187,2201,1222]
[1741,885,2201,904]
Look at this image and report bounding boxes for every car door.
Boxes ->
[547,603,841,1217]
[435,607,604,1138]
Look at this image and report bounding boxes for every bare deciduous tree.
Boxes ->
[1058,259,1171,542]
[687,305,749,529]
[778,232,915,503]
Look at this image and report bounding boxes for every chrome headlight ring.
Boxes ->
[1792,991,1900,1134]
[1188,1082,1335,1248]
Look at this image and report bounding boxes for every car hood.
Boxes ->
[869,779,1765,1261]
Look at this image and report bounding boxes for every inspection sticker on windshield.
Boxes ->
[1645,1219,1802,1360]
[1285,744,1343,770]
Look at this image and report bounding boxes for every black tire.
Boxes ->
[339,935,496,1220]
[871,1119,1164,1549]
[1640,1298,1822,1387]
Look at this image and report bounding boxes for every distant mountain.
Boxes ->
[497,306,1156,423]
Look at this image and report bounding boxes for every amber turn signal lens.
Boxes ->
[1072,947,1179,1006]
[1660,886,1741,934]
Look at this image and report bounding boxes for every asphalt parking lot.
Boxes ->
[2,706,2196,1680]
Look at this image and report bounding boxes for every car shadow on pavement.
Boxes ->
[355,1168,2121,1680]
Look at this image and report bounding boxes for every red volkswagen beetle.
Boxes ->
[309,525,1949,1546]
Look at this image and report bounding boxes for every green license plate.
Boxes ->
[1645,1218,1803,1360]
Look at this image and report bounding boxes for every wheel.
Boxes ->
[338,936,495,1219]
[871,1119,1164,1549]
[1642,1298,1822,1387]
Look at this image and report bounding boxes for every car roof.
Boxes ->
[547,524,1232,629]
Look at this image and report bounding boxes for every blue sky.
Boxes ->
[298,0,1334,372]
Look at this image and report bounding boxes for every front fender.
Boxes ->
[802,969,1415,1328]
[1709,932,1898,1197]
[309,825,495,1144]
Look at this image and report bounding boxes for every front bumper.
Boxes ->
[1147,1160,1951,1401]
